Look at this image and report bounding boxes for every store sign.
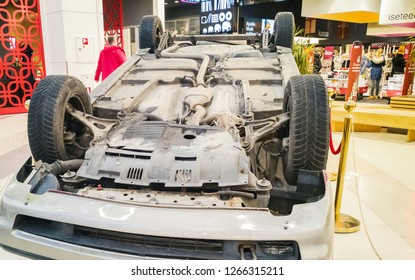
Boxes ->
[318,30,329,38]
[200,0,236,34]
[379,0,415,27]
[245,18,261,34]
[245,18,274,34]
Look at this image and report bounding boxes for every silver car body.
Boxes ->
[0,32,334,259]
[0,166,333,259]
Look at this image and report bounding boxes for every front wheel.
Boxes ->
[282,75,330,185]
[28,75,93,163]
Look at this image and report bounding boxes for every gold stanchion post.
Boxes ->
[334,99,360,233]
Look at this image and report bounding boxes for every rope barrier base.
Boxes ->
[335,213,361,234]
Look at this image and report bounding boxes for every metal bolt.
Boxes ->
[256,178,271,189]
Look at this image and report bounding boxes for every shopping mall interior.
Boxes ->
[0,0,415,261]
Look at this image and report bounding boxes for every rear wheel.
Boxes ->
[273,12,295,49]
[282,75,330,185]
[28,75,92,163]
[139,15,163,53]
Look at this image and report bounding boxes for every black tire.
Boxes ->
[139,15,163,53]
[357,93,363,100]
[28,75,92,163]
[273,12,295,49]
[282,75,330,185]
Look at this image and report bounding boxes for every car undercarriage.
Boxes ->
[0,12,334,260]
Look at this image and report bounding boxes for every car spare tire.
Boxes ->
[273,12,295,49]
[282,75,330,185]
[28,75,93,163]
[139,15,163,53]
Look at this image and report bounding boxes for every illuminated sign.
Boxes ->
[200,0,236,34]
[245,19,260,34]
[245,18,274,34]
[379,0,415,27]
[180,0,200,3]
[261,19,274,34]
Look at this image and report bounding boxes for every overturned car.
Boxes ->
[0,12,333,259]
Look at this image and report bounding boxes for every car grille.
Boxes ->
[14,215,300,259]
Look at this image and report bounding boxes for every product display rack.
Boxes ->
[323,69,367,99]
[384,74,405,97]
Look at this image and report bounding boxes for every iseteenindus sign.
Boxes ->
[379,0,415,27]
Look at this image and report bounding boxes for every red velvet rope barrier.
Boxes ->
[329,105,342,154]
[329,123,342,155]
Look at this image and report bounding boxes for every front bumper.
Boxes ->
[0,166,333,260]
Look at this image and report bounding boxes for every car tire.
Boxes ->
[139,15,163,53]
[282,75,330,185]
[273,12,295,49]
[28,75,92,163]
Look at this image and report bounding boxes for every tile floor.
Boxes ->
[0,112,415,260]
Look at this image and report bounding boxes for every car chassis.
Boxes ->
[0,13,333,260]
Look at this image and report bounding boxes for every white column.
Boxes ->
[39,0,104,91]
[153,0,165,26]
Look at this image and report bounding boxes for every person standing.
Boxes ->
[313,49,322,74]
[331,48,340,71]
[391,45,406,77]
[360,51,371,75]
[360,51,372,94]
[367,48,385,99]
[94,36,126,82]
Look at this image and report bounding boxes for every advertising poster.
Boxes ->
[245,18,274,34]
[245,17,262,34]
[346,42,363,101]
[402,43,414,95]
[307,49,314,74]
[261,19,274,34]
[200,0,236,34]
[324,46,334,60]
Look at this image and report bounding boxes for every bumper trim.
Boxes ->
[14,215,300,260]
